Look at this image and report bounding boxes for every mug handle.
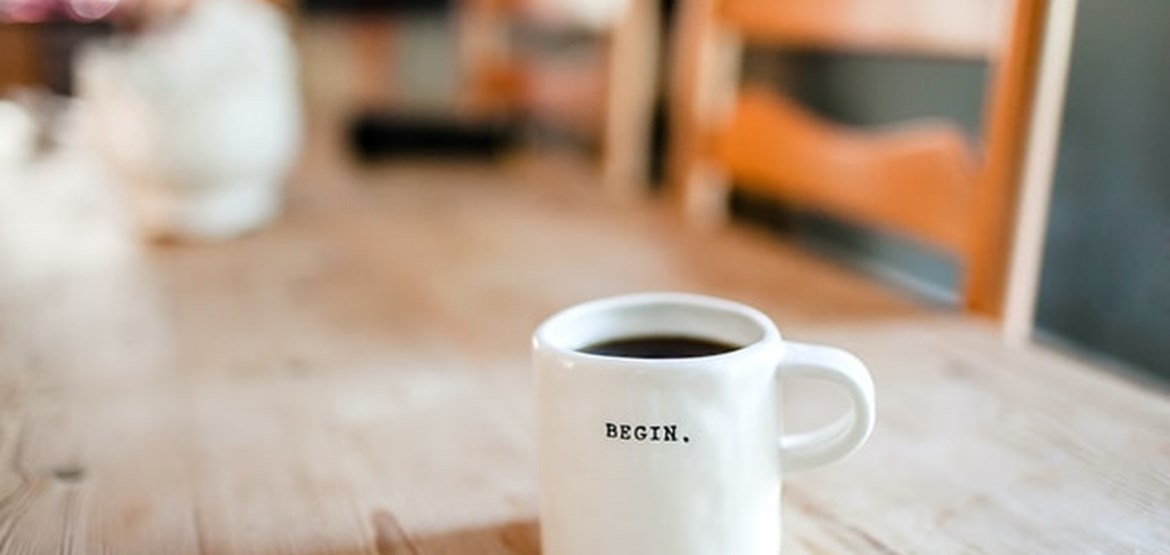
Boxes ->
[776,342,876,473]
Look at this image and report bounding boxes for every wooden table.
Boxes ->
[1,148,1168,554]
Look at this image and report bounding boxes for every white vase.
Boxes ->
[77,0,302,241]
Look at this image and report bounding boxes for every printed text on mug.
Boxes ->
[605,423,690,443]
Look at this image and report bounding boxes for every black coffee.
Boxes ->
[579,335,740,359]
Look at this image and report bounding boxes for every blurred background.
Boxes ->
[0,0,1166,379]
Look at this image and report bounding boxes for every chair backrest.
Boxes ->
[669,0,1048,317]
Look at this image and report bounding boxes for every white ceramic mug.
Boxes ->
[533,292,876,555]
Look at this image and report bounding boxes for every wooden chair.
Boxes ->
[668,0,1050,317]
[459,0,660,200]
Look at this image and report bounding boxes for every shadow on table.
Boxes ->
[300,514,541,555]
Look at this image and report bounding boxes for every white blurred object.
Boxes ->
[77,0,302,241]
[0,100,38,168]
[539,0,629,29]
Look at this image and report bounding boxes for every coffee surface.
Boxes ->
[579,335,740,359]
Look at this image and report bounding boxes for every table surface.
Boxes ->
[1,144,1168,554]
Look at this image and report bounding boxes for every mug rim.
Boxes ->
[533,292,782,368]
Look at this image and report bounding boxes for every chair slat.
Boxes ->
[714,89,977,252]
[720,0,1003,59]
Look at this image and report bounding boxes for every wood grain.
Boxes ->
[0,137,1167,554]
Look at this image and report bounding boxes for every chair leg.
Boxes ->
[680,161,731,227]
[455,0,511,119]
[668,0,740,226]
[601,0,660,202]
[351,17,396,111]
